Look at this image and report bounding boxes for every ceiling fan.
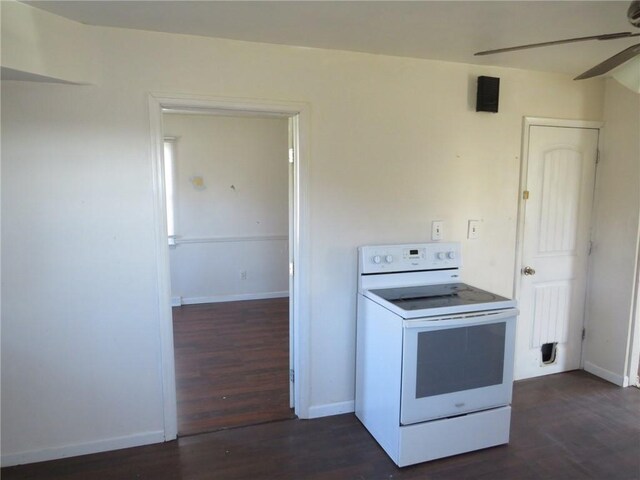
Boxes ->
[475,0,640,80]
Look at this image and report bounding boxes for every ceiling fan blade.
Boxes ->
[629,0,640,27]
[475,32,640,56]
[574,43,640,79]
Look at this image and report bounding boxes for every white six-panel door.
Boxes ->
[515,124,599,380]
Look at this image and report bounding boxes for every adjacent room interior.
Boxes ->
[162,112,293,435]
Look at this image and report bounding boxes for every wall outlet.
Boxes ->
[468,220,480,240]
[431,221,443,241]
[240,270,247,280]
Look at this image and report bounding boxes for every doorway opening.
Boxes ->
[163,111,293,435]
[149,94,309,441]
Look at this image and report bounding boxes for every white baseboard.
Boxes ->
[179,291,288,305]
[171,296,182,307]
[307,400,355,419]
[584,361,629,387]
[1,430,165,467]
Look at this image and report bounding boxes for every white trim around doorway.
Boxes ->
[148,93,311,441]
[625,219,640,388]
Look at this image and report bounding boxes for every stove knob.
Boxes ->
[385,255,393,263]
[447,251,456,259]
[437,252,446,260]
[372,255,382,264]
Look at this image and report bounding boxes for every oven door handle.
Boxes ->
[403,307,519,329]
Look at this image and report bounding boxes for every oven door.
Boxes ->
[400,308,517,425]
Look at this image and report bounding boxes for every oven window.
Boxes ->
[415,323,505,398]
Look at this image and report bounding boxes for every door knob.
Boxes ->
[522,266,536,276]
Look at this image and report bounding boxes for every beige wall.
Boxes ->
[0,1,95,83]
[584,79,640,386]
[1,7,605,465]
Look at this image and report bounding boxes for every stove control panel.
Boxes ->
[359,242,461,274]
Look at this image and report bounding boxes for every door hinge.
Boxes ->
[288,148,294,164]
[289,262,294,276]
[595,149,600,165]
[588,241,593,255]
[289,369,295,383]
[582,327,586,341]
[523,190,530,200]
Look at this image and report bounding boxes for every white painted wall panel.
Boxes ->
[1,82,165,462]
[169,240,288,303]
[584,79,640,385]
[162,114,289,302]
[1,1,95,83]
[539,149,581,253]
[531,282,570,347]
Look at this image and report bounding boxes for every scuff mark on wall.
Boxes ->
[190,175,206,190]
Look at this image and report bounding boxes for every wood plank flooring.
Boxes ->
[3,371,639,479]
[173,298,295,436]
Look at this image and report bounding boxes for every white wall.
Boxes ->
[163,114,289,304]
[1,8,605,465]
[584,79,640,386]
[0,1,95,84]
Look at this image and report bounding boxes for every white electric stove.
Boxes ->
[355,242,518,467]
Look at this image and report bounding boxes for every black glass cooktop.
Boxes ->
[370,283,510,311]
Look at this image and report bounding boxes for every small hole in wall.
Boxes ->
[541,342,558,365]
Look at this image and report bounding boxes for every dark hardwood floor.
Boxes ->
[173,298,295,436]
[3,370,639,479]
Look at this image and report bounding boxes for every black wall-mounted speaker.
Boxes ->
[476,76,500,113]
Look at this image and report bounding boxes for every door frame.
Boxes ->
[627,230,640,387]
[513,117,603,375]
[148,93,311,440]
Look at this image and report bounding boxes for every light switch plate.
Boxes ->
[432,221,443,241]
[468,220,480,239]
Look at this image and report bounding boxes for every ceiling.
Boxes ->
[24,1,639,78]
